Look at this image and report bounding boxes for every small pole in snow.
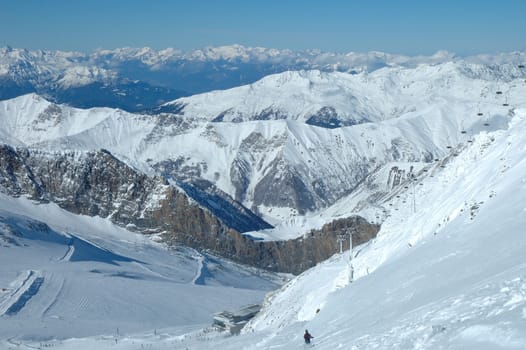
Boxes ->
[337,232,346,254]
[411,175,417,213]
[348,228,354,283]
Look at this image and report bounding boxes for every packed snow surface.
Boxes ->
[0,194,284,343]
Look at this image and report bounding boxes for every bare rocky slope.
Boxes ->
[0,145,377,274]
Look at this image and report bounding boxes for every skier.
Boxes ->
[304,329,314,344]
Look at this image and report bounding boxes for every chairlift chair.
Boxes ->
[460,120,467,134]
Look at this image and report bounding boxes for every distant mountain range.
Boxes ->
[1,45,524,111]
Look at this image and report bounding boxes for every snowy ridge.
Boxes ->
[166,61,525,125]
[0,94,156,155]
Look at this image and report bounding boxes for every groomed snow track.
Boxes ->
[0,270,43,316]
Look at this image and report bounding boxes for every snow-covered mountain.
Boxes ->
[2,59,524,227]
[0,57,524,276]
[0,47,185,111]
[2,45,525,111]
[2,84,525,350]
[1,46,526,348]
[161,62,525,126]
[229,106,526,349]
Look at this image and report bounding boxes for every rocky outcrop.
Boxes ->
[163,216,379,275]
[0,145,378,274]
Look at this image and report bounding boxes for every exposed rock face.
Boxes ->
[0,145,256,234]
[163,216,379,275]
[306,106,364,128]
[0,145,378,274]
[253,160,317,214]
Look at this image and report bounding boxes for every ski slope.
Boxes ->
[0,194,285,341]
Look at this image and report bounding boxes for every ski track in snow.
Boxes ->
[131,261,171,281]
[58,238,75,262]
[41,275,66,319]
[192,252,206,285]
[0,270,43,316]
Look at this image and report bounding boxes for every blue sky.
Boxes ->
[2,0,525,55]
